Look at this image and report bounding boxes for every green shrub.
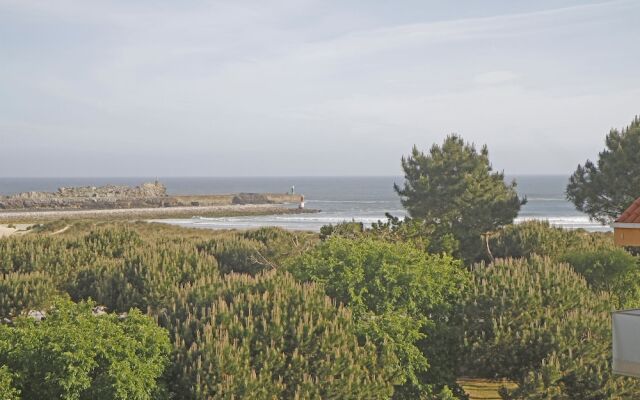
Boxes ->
[0,225,394,399]
[286,236,469,397]
[0,272,59,318]
[463,256,639,398]
[0,366,19,400]
[562,248,640,308]
[197,237,266,274]
[158,271,394,399]
[487,220,612,261]
[319,221,365,240]
[0,299,171,400]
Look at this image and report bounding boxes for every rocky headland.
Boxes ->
[0,182,303,211]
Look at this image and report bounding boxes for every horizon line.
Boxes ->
[0,173,572,179]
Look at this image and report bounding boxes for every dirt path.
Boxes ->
[51,225,71,235]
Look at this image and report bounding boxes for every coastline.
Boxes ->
[0,204,317,224]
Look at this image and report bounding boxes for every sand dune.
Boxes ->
[0,224,32,237]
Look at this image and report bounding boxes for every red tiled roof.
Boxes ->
[617,198,640,223]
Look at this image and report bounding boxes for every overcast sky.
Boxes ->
[1,0,639,177]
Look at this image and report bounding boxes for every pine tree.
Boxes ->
[567,116,640,224]
[395,135,524,261]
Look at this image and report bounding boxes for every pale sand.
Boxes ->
[0,224,33,237]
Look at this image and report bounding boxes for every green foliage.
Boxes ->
[320,221,365,240]
[197,227,315,275]
[562,248,640,308]
[4,219,636,399]
[0,366,19,400]
[0,272,58,318]
[567,116,640,223]
[395,135,524,261]
[0,299,170,400]
[0,224,392,399]
[485,222,640,307]
[321,214,456,256]
[463,256,640,398]
[198,236,264,274]
[159,271,394,399]
[286,236,469,397]
[0,229,220,312]
[242,226,317,264]
[488,220,612,261]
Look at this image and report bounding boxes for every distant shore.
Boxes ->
[0,204,316,224]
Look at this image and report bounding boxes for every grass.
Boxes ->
[457,378,517,400]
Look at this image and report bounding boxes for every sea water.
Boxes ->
[0,176,609,232]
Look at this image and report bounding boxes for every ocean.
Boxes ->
[0,176,609,232]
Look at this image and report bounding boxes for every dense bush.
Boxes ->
[487,220,612,261]
[319,221,365,240]
[562,248,640,308]
[242,226,317,264]
[0,225,392,399]
[463,256,639,398]
[287,236,469,397]
[0,230,220,312]
[1,220,636,399]
[0,366,19,400]
[0,272,58,319]
[158,270,394,399]
[320,215,457,256]
[197,236,265,274]
[0,299,170,400]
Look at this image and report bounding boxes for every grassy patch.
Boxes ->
[457,378,517,400]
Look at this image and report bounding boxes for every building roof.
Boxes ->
[616,198,640,223]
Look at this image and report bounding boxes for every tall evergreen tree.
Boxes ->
[567,116,640,224]
[394,135,524,261]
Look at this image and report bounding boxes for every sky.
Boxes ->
[1,0,639,177]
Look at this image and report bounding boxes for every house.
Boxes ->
[612,198,640,246]
[612,197,640,378]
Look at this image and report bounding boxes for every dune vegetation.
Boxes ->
[3,121,640,399]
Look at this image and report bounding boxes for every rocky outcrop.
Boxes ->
[0,182,171,210]
[231,193,273,205]
[56,182,166,198]
[0,182,304,211]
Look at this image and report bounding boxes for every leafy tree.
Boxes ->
[0,299,170,400]
[286,236,469,398]
[395,135,524,262]
[567,116,640,223]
